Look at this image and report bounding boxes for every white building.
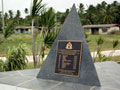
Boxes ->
[15,26,42,34]
[83,24,120,34]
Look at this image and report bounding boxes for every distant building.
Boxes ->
[83,24,120,34]
[15,26,43,33]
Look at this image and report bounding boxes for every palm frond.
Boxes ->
[4,20,15,38]
[44,31,58,48]
[31,0,45,18]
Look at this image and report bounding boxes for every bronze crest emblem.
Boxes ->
[66,42,72,49]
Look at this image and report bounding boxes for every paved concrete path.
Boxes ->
[0,50,120,62]
[91,49,120,57]
[0,61,120,90]
[0,84,32,90]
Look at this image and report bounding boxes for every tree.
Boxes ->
[3,20,15,38]
[8,10,13,19]
[40,7,55,31]
[101,1,107,9]
[16,10,21,18]
[111,1,120,24]
[78,3,84,15]
[24,8,31,26]
[85,5,97,24]
[16,10,21,25]
[78,3,87,25]
[25,8,29,14]
[4,12,8,25]
[103,5,113,24]
[58,9,69,24]
[30,0,45,68]
[95,4,103,24]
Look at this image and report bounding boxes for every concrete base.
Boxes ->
[0,61,120,90]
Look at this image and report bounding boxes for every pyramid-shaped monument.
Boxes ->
[37,4,100,86]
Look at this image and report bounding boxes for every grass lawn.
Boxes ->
[25,55,120,69]
[0,34,120,56]
[0,34,49,56]
[109,56,120,63]
[94,56,120,62]
[25,62,34,69]
[88,34,120,51]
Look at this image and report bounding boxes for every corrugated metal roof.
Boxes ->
[83,24,120,29]
[16,26,31,29]
[15,26,43,29]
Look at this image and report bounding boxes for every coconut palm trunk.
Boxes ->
[31,0,45,68]
[32,19,37,68]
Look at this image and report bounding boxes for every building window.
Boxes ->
[25,29,28,31]
[102,28,108,32]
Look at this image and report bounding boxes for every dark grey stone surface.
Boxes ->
[37,4,100,86]
[0,61,120,90]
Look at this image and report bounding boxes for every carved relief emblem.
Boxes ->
[66,42,72,49]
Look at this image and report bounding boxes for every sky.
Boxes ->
[0,0,119,18]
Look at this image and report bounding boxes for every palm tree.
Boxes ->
[16,10,21,25]
[59,9,69,24]
[24,8,29,25]
[8,10,13,19]
[16,10,21,18]
[4,12,9,25]
[98,1,113,24]
[25,8,29,14]
[40,7,55,32]
[101,1,107,9]
[31,0,45,68]
[78,3,84,15]
[78,3,87,24]
[111,1,120,23]
[85,5,97,24]
[103,5,113,24]
[3,20,15,38]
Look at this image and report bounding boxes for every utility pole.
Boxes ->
[1,0,5,34]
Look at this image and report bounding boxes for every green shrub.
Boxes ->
[0,59,8,72]
[97,52,109,62]
[96,37,104,46]
[113,40,119,48]
[7,44,28,71]
[84,31,91,43]
[0,59,4,71]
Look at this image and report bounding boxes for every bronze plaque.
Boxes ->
[55,40,82,77]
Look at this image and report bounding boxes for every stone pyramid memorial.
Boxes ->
[37,4,101,86]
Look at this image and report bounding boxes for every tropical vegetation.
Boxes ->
[0,1,120,32]
[0,0,120,68]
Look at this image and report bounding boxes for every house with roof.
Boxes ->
[83,24,120,34]
[15,26,43,34]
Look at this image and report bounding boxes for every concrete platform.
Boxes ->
[0,61,120,90]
